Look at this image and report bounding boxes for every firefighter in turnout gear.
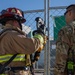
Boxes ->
[0,7,47,75]
[54,4,75,75]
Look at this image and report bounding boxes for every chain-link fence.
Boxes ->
[23,6,67,75]
[49,6,67,75]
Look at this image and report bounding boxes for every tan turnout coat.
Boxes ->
[0,24,41,75]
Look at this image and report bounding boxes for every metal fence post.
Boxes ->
[47,0,50,75]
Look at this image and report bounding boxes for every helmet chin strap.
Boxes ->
[18,21,22,30]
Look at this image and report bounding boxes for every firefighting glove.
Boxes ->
[33,34,44,52]
[33,34,44,44]
[33,34,46,63]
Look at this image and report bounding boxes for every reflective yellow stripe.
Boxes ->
[0,54,25,63]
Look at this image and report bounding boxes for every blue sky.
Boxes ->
[0,0,75,11]
[50,0,75,7]
[0,0,44,11]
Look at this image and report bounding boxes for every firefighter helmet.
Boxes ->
[0,7,26,24]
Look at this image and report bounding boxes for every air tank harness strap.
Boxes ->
[0,54,18,74]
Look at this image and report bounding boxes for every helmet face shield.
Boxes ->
[0,7,26,24]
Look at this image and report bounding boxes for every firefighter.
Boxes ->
[54,4,75,75]
[0,7,47,75]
